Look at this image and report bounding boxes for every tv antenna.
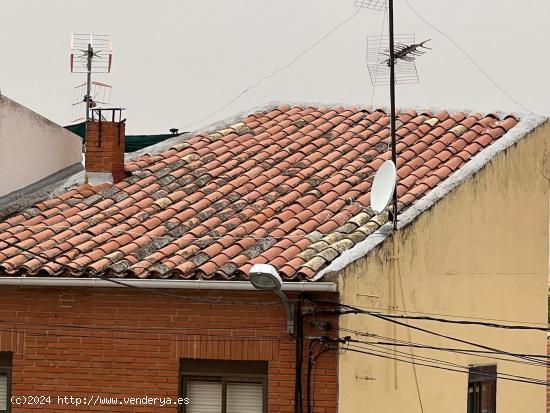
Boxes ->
[355,0,431,229]
[70,34,113,125]
[71,81,112,123]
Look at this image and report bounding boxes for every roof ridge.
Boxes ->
[125,101,539,162]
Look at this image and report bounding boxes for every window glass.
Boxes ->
[0,373,6,411]
[480,381,496,413]
[467,365,496,413]
[187,381,222,413]
[226,382,263,413]
[467,384,474,413]
[181,359,267,413]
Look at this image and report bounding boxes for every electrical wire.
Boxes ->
[314,301,549,366]
[5,224,543,328]
[339,327,550,360]
[339,307,550,332]
[361,310,547,366]
[306,337,344,413]
[347,303,549,328]
[0,325,289,342]
[0,316,293,336]
[339,328,549,368]
[394,239,424,412]
[353,338,548,368]
[349,338,548,380]
[179,8,362,130]
[403,0,534,114]
[306,339,322,413]
[343,344,549,387]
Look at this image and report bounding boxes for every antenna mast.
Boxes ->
[70,34,113,139]
[357,0,431,230]
[388,0,397,230]
[86,43,93,123]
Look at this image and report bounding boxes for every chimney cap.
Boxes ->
[91,107,125,122]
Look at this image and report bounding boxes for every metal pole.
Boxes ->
[85,43,93,123]
[388,0,398,230]
[388,0,400,390]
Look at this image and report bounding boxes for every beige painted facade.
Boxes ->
[0,95,82,198]
[337,122,550,412]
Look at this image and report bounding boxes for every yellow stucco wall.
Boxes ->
[337,121,550,413]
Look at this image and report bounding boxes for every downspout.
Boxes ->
[295,294,304,413]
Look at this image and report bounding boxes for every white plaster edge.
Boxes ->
[314,114,549,280]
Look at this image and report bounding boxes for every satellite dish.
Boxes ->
[371,160,397,214]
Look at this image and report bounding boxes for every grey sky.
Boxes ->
[1,0,548,134]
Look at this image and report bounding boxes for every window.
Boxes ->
[180,359,267,413]
[0,353,12,413]
[467,365,496,413]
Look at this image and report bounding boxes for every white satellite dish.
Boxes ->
[370,160,397,214]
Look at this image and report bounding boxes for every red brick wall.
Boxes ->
[85,121,126,180]
[0,286,337,412]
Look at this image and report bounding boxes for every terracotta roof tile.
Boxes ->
[0,106,522,280]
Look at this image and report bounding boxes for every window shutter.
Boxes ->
[226,382,263,413]
[187,381,222,413]
[0,373,7,411]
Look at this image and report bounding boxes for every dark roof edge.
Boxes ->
[0,162,84,219]
[314,114,549,280]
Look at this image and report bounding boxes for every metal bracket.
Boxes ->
[276,290,295,335]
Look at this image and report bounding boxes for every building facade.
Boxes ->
[0,286,338,412]
[0,103,548,412]
[0,95,82,204]
[336,120,550,412]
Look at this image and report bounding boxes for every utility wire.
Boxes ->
[339,327,550,360]
[345,309,550,332]
[0,317,290,336]
[403,0,534,114]
[362,310,547,366]
[179,8,362,130]
[344,344,549,387]
[315,301,548,366]
[339,328,549,368]
[394,238,424,412]
[357,339,548,368]
[348,303,549,328]
[349,338,548,380]
[0,325,289,342]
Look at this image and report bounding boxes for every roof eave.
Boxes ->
[0,277,337,292]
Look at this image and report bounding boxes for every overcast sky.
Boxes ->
[1,0,548,134]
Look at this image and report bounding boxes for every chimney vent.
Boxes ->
[85,108,128,184]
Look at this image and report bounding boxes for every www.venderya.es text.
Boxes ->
[11,395,190,407]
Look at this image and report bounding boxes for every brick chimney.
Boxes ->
[85,117,127,184]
